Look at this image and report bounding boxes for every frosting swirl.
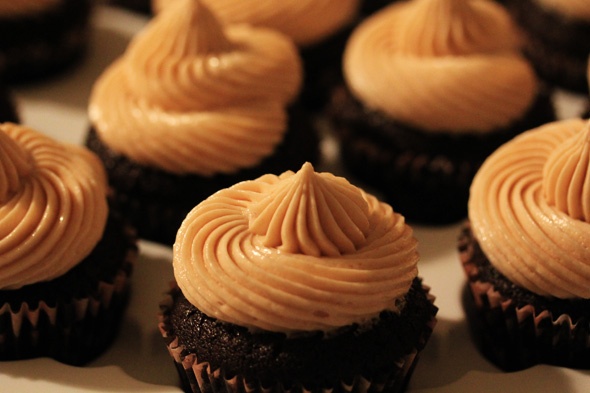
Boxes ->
[174,163,419,332]
[344,0,538,133]
[469,118,590,299]
[536,0,590,20]
[0,123,108,290]
[152,0,360,47]
[89,0,302,176]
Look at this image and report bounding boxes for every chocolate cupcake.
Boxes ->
[0,0,93,84]
[0,122,137,366]
[86,0,319,245]
[108,0,151,14]
[152,0,361,112]
[159,163,437,393]
[0,87,18,122]
[328,0,555,225]
[459,118,590,371]
[504,0,590,94]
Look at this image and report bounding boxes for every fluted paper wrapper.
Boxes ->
[158,285,436,393]
[459,223,590,371]
[0,249,136,366]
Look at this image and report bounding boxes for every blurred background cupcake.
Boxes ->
[0,0,94,84]
[86,0,319,245]
[0,122,137,365]
[328,0,555,225]
[503,0,590,94]
[0,86,18,122]
[459,118,590,371]
[152,0,361,112]
[160,163,437,393]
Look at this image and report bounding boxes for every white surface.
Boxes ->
[1,5,589,392]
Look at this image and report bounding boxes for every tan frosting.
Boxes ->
[0,0,60,16]
[469,118,590,299]
[89,0,302,176]
[152,0,360,47]
[0,123,108,290]
[173,163,419,332]
[536,0,590,20]
[344,0,538,134]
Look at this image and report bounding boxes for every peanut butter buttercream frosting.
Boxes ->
[468,118,590,299]
[536,0,590,20]
[173,163,419,333]
[0,123,108,290]
[152,0,360,47]
[343,0,538,133]
[89,0,302,176]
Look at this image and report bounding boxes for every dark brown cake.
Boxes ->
[108,0,151,14]
[505,0,590,93]
[458,222,590,371]
[0,87,18,123]
[85,104,320,246]
[0,0,93,84]
[0,206,137,366]
[159,278,437,393]
[328,86,556,225]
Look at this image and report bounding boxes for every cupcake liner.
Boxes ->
[0,228,137,365]
[159,284,436,393]
[459,223,590,371]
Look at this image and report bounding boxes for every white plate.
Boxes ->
[2,5,590,392]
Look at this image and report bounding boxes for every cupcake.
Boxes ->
[0,0,93,84]
[159,162,437,393]
[0,122,137,365]
[108,0,151,14]
[328,0,555,225]
[152,0,361,112]
[86,0,319,245]
[459,118,590,371]
[504,0,590,94]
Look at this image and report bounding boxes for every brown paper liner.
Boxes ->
[0,230,137,366]
[458,222,590,371]
[158,284,436,393]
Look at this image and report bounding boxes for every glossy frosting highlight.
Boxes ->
[469,119,590,299]
[89,0,302,176]
[152,0,360,47]
[0,123,108,290]
[174,163,419,332]
[344,0,537,133]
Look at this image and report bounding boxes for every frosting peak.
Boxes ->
[469,118,590,299]
[249,162,370,257]
[543,123,590,222]
[396,0,522,57]
[89,0,302,176]
[344,0,536,133]
[0,126,33,203]
[0,123,109,290]
[174,165,419,332]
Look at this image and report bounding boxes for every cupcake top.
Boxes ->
[88,0,302,176]
[536,0,590,20]
[0,123,108,290]
[469,118,590,299]
[152,0,360,47]
[173,163,419,333]
[0,0,60,16]
[343,0,538,134]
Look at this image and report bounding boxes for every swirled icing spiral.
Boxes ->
[174,163,419,332]
[0,123,108,290]
[536,0,590,20]
[469,118,590,299]
[344,0,538,133]
[152,0,360,47]
[89,0,302,176]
